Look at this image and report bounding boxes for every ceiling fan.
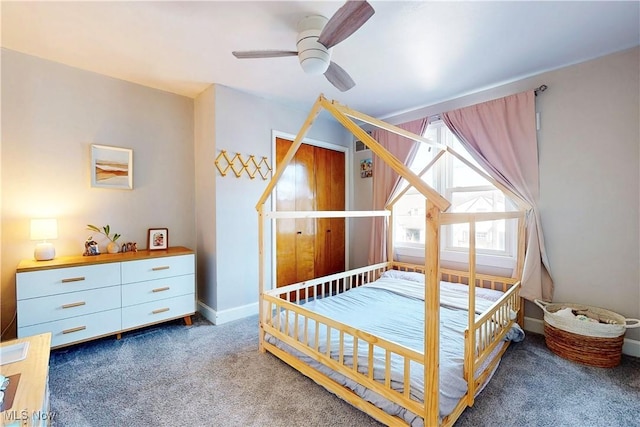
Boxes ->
[232,0,375,92]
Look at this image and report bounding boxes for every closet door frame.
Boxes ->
[270,130,351,289]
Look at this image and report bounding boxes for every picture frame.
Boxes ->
[91,144,133,189]
[148,228,169,251]
[360,158,373,178]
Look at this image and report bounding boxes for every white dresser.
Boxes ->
[16,247,195,349]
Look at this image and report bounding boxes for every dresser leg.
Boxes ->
[184,315,192,326]
[116,333,122,340]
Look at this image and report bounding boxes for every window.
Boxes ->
[393,121,517,268]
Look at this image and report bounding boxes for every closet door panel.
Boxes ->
[328,149,346,274]
[294,143,316,281]
[275,138,298,286]
[314,148,330,277]
[315,148,346,277]
[276,218,297,287]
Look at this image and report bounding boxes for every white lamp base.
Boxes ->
[34,242,55,261]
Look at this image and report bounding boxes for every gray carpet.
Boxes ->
[48,314,640,427]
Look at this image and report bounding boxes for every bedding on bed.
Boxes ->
[264,270,524,425]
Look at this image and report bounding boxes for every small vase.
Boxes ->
[107,242,120,254]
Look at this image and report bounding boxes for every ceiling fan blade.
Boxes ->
[317,0,375,49]
[232,50,298,59]
[324,61,355,92]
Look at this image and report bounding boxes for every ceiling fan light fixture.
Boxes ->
[296,15,330,75]
[298,49,330,75]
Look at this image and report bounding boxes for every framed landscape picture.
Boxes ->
[91,144,133,189]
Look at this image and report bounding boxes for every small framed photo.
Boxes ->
[91,144,133,189]
[360,158,373,178]
[148,228,169,251]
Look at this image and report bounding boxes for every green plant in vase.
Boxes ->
[87,224,121,254]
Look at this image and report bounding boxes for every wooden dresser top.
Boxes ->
[0,333,51,420]
[17,246,194,273]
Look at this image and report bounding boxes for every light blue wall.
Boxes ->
[195,85,351,322]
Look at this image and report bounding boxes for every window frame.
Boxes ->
[392,121,517,270]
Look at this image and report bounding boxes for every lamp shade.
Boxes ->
[30,219,58,241]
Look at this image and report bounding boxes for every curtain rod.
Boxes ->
[426,84,548,122]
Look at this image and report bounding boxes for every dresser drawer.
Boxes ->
[18,308,121,348]
[18,285,121,327]
[122,293,194,330]
[17,263,121,300]
[121,254,194,284]
[122,274,194,307]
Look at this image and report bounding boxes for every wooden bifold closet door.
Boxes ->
[275,137,345,288]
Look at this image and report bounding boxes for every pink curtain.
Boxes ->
[442,90,553,301]
[368,118,428,265]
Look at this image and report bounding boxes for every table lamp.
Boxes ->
[30,218,58,261]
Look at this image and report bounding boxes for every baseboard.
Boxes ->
[197,300,258,325]
[622,338,640,358]
[523,316,544,335]
[524,316,640,358]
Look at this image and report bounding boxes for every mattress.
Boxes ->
[265,270,524,425]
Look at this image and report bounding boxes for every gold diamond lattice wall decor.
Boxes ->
[215,150,272,180]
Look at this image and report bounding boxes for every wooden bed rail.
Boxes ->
[265,262,389,303]
[262,293,428,418]
[463,281,521,410]
[389,262,519,293]
[474,283,521,360]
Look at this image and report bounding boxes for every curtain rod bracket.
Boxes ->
[535,85,548,96]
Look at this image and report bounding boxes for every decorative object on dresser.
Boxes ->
[15,247,195,349]
[90,144,133,190]
[147,228,168,250]
[86,224,121,254]
[83,237,100,256]
[30,218,58,261]
[120,242,138,253]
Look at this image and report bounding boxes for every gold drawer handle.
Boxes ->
[152,286,170,293]
[62,326,86,334]
[62,301,86,309]
[152,266,170,271]
[62,276,86,283]
[152,307,170,314]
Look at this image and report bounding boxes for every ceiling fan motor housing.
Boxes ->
[296,15,330,75]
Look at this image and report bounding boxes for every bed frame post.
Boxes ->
[258,205,266,353]
[465,219,477,405]
[387,207,394,262]
[424,199,440,427]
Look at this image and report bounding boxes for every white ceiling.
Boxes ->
[2,1,639,118]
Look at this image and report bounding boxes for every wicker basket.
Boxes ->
[535,300,640,368]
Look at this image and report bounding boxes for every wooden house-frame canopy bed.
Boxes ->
[256,95,530,426]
